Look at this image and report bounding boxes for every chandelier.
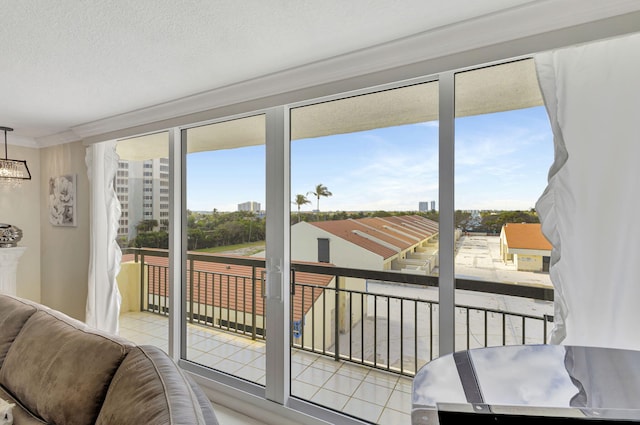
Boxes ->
[0,126,31,186]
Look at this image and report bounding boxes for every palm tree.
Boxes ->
[293,194,311,223]
[308,184,332,213]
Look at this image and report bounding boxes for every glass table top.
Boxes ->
[412,344,640,424]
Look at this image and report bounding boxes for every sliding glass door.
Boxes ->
[115,131,171,352]
[182,114,267,385]
[112,55,559,425]
[288,80,439,423]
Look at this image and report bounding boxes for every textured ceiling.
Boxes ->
[2,0,640,146]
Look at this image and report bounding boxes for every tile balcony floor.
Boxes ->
[120,311,412,425]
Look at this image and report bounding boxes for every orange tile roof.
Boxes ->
[502,223,552,251]
[309,215,438,260]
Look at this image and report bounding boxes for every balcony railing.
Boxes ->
[121,248,554,377]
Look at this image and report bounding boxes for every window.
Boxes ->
[115,56,558,425]
[317,238,329,263]
[289,80,438,420]
[183,114,266,386]
[453,59,554,349]
[115,132,171,337]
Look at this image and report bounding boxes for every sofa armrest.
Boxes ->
[96,345,219,425]
[187,373,220,425]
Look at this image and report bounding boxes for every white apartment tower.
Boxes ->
[238,201,261,213]
[115,158,170,242]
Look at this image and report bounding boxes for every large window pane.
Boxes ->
[289,81,439,424]
[454,59,554,349]
[115,131,171,352]
[184,115,267,385]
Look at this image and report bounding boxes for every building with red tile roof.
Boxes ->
[499,223,552,272]
[292,215,439,275]
[120,215,439,352]
[120,252,334,338]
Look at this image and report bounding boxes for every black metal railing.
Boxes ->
[123,248,554,377]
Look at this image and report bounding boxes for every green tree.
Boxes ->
[136,219,158,233]
[293,194,311,222]
[454,210,471,230]
[371,210,391,218]
[133,230,168,249]
[480,210,539,234]
[418,210,439,222]
[187,228,205,250]
[308,184,332,213]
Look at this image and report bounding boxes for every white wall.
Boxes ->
[39,141,90,320]
[0,145,41,301]
[291,222,383,270]
[0,141,90,320]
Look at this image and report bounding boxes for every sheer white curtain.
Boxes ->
[535,32,640,349]
[85,140,122,334]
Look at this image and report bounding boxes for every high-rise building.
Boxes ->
[419,201,437,212]
[115,158,170,242]
[238,201,261,212]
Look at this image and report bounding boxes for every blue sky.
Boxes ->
[186,106,553,213]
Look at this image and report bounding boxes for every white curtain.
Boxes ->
[85,140,122,334]
[535,32,640,350]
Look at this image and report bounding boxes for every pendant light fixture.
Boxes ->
[0,126,31,186]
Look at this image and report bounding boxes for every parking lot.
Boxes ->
[455,234,552,287]
[362,234,555,359]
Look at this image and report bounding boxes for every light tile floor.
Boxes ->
[120,312,412,424]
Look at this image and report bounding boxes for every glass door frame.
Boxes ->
[165,56,536,422]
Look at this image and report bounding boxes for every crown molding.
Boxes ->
[5,134,40,149]
[61,0,640,143]
[35,130,82,148]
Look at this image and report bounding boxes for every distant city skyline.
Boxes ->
[186,106,553,213]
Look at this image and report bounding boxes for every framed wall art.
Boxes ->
[49,174,77,227]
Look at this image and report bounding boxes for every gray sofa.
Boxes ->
[0,294,219,425]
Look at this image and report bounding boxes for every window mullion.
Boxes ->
[438,72,455,356]
[264,106,291,404]
[168,127,186,362]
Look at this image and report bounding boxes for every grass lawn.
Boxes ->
[195,241,265,256]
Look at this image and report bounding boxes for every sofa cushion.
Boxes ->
[96,345,218,425]
[0,296,36,368]
[0,310,131,425]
